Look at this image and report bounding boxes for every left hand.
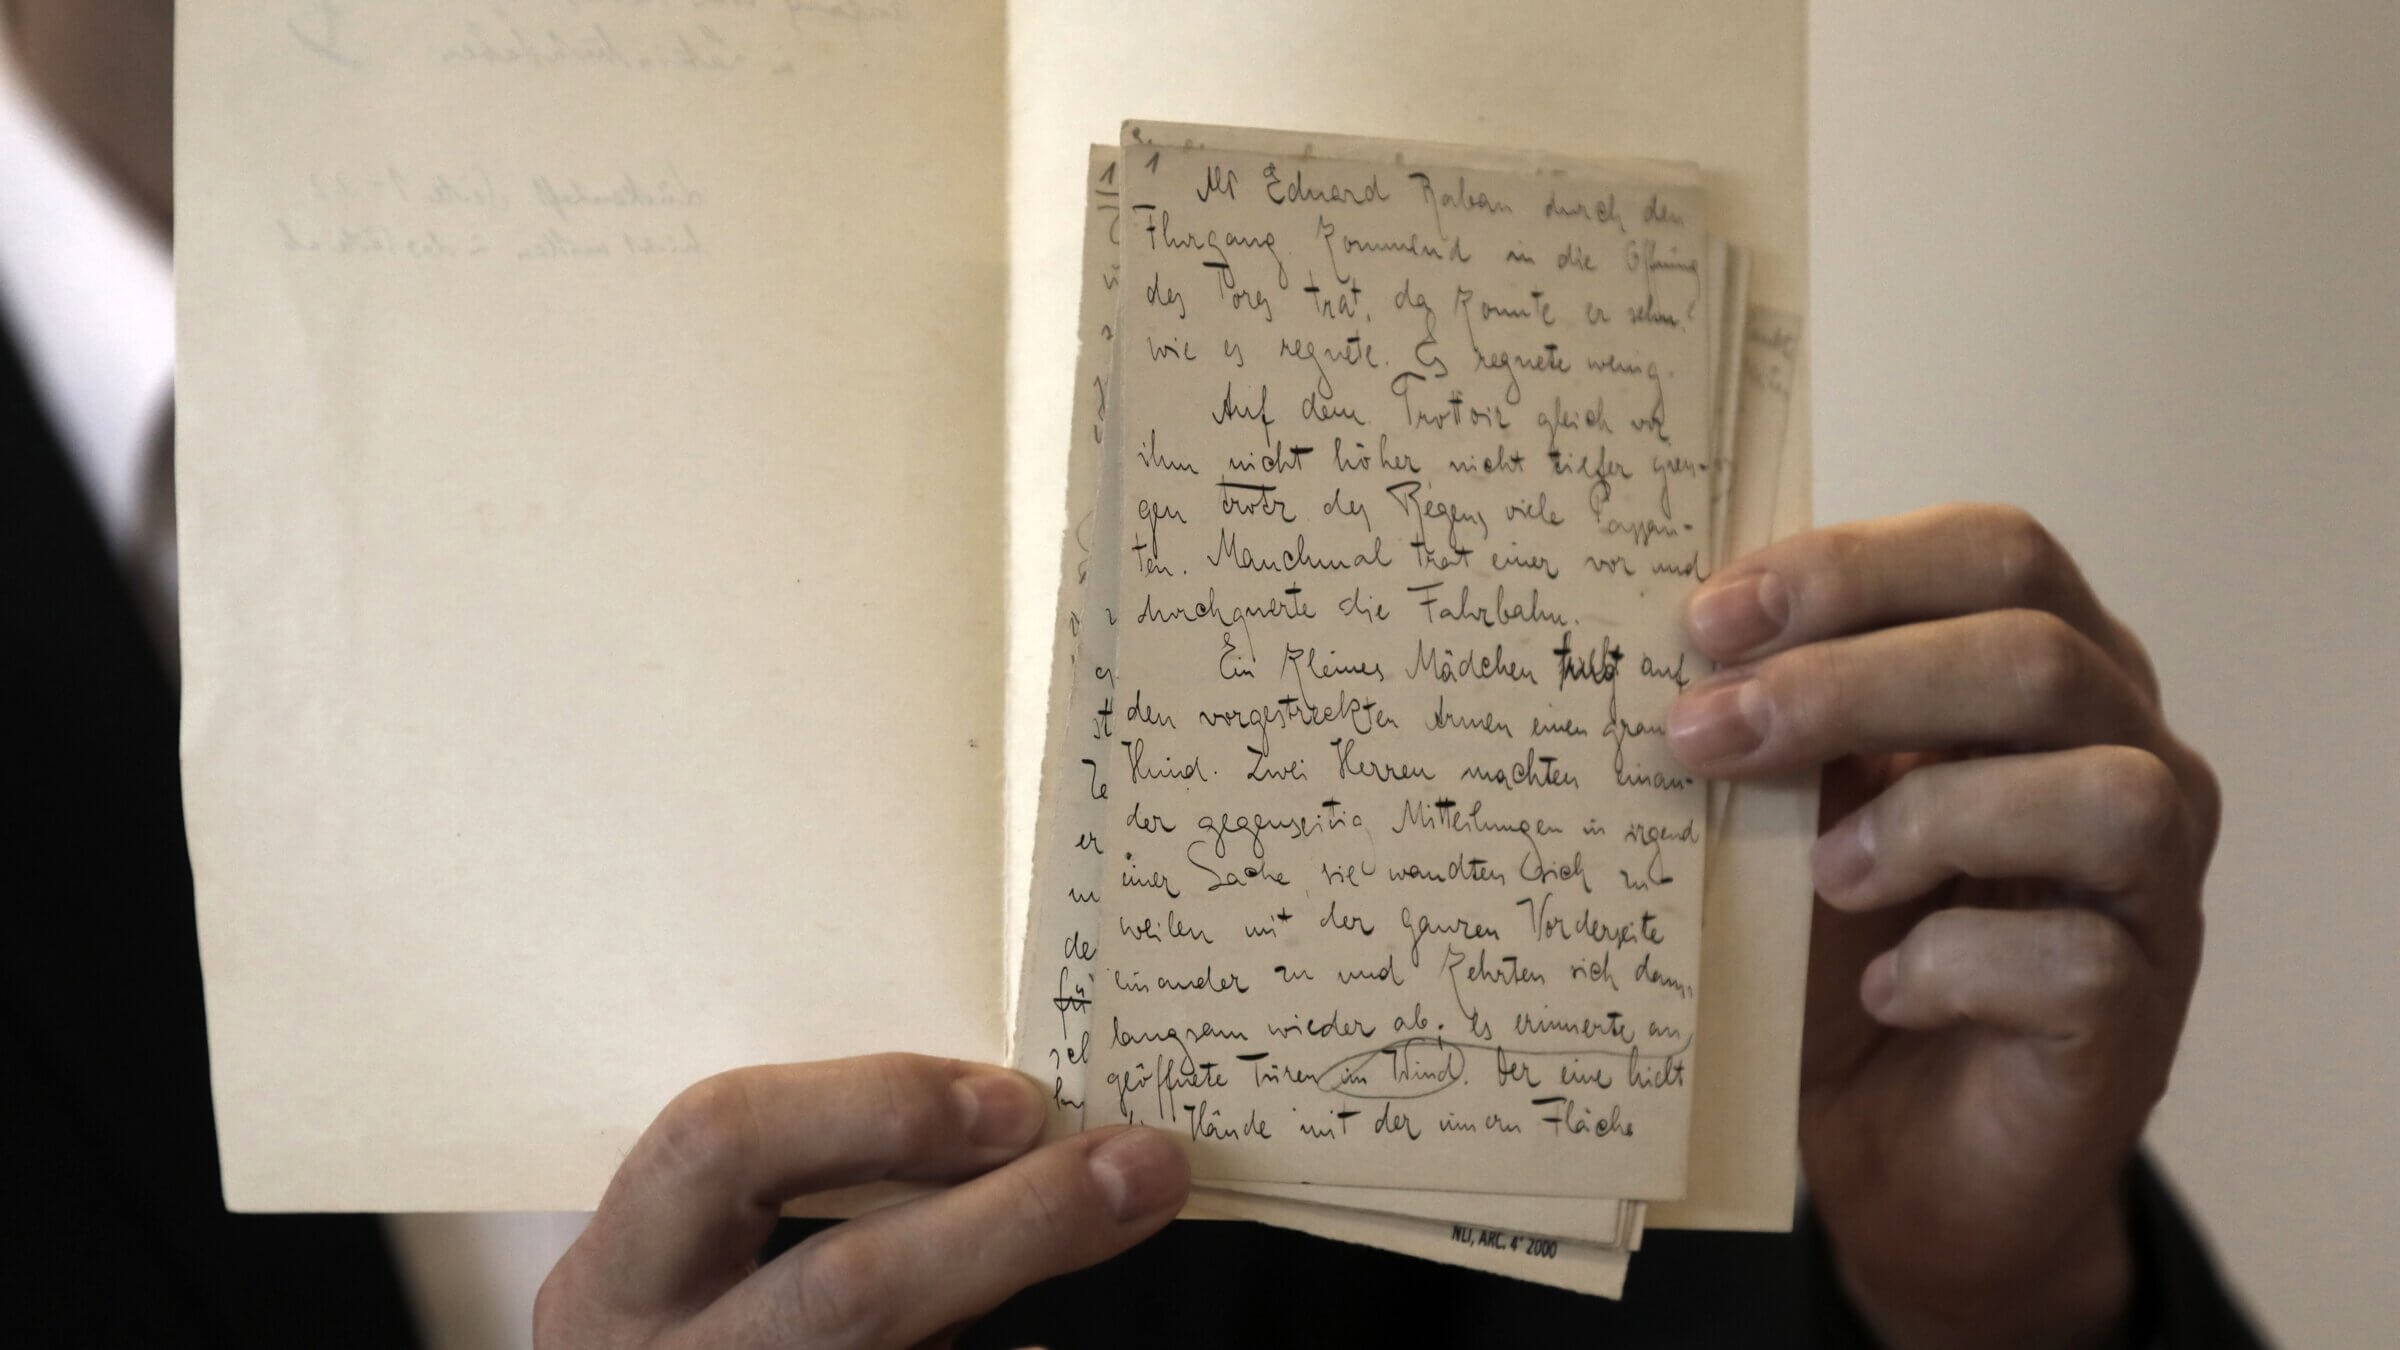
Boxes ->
[1667,504,2220,1350]
[535,1055,1188,1349]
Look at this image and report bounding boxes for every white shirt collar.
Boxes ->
[0,35,175,558]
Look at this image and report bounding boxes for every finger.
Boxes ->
[1684,503,2156,693]
[696,1126,1189,1350]
[1861,906,2168,1059]
[1666,608,2161,776]
[576,1055,1050,1316]
[1813,747,2197,940]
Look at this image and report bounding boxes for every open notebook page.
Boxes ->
[179,1,1011,1209]
[175,0,1810,1221]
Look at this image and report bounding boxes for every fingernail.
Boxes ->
[1860,951,1898,1017]
[1088,1128,1186,1220]
[1688,571,1788,655]
[1667,673,1768,765]
[956,1073,1045,1150]
[1813,814,1875,900]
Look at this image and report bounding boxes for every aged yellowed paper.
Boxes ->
[1006,1,1813,1231]
[180,1,1010,1210]
[181,1,1811,1227]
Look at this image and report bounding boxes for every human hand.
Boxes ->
[1667,505,2219,1349]
[535,1054,1188,1348]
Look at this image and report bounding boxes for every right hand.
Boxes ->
[1668,506,2219,1347]
[535,1054,1189,1348]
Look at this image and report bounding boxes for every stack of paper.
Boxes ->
[1013,126,1808,1296]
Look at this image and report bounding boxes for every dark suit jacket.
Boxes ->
[2,307,2264,1348]
[3,306,420,1345]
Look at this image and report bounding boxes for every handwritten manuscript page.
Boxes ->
[1004,0,1812,1230]
[1079,127,1715,1200]
[1010,146,1636,1295]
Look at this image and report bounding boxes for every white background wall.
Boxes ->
[1813,4,2399,1344]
